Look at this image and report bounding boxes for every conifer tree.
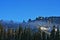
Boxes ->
[50,26,56,40]
[42,32,46,40]
[18,25,23,40]
[55,26,60,40]
[0,23,3,40]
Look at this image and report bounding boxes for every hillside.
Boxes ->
[0,16,60,30]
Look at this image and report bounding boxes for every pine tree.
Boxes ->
[50,26,56,40]
[55,26,60,40]
[7,28,13,40]
[15,28,19,40]
[18,25,23,40]
[42,32,46,40]
[0,23,4,40]
[38,27,42,40]
[26,27,32,40]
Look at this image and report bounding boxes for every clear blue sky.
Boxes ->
[0,0,60,22]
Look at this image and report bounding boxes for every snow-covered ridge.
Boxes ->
[0,16,60,31]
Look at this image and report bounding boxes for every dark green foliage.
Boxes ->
[0,24,60,40]
[0,23,4,40]
[50,26,56,40]
[42,32,46,40]
[55,26,60,40]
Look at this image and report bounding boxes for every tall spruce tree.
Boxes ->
[18,25,23,40]
[0,23,4,40]
[50,25,56,40]
[55,26,60,40]
[42,32,46,40]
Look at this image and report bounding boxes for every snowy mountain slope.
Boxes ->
[0,17,60,31]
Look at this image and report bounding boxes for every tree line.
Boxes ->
[0,23,60,40]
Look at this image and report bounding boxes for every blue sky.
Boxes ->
[0,0,60,22]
